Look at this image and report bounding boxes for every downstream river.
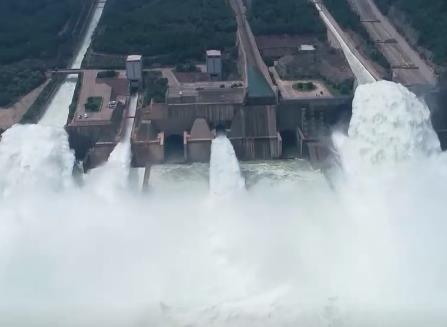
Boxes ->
[0,1,446,326]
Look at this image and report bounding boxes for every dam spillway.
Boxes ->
[66,0,361,170]
[1,0,447,324]
[40,2,107,127]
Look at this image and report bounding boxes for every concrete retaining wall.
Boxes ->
[185,118,213,162]
[231,136,281,160]
[229,105,281,159]
[151,103,241,136]
[277,96,352,132]
[132,133,165,167]
[84,142,116,171]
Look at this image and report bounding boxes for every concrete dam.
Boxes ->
[66,0,354,170]
[64,0,442,171]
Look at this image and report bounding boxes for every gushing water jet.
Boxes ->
[209,134,245,195]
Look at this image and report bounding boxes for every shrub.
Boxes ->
[175,62,199,73]
[96,70,118,78]
[293,81,317,91]
[143,72,168,105]
[84,96,103,112]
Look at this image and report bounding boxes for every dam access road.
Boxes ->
[348,0,437,86]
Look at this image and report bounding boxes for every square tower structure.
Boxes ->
[126,55,143,89]
[206,50,222,80]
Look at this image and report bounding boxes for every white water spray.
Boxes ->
[209,134,245,195]
[335,80,442,172]
[1,67,447,327]
[0,1,107,196]
[84,94,138,197]
[0,125,74,197]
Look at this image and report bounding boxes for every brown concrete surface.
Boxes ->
[71,70,129,125]
[131,104,165,167]
[270,67,333,99]
[273,39,354,85]
[167,86,245,105]
[186,118,213,162]
[348,0,437,86]
[0,79,50,131]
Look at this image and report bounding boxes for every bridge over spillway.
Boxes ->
[49,69,85,75]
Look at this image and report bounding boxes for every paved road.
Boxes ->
[158,68,180,87]
[349,0,436,86]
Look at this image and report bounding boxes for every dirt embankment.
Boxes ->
[0,80,50,132]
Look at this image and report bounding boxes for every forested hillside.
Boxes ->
[249,0,325,37]
[92,0,237,64]
[375,0,447,65]
[0,0,88,106]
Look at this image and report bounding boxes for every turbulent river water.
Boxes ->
[1,78,447,326]
[1,2,447,326]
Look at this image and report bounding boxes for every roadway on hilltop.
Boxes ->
[348,0,437,86]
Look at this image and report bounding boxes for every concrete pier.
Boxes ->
[185,119,213,162]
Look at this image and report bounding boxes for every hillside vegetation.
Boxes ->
[92,0,237,65]
[0,0,88,106]
[249,0,325,37]
[375,0,447,65]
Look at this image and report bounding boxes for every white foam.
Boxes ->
[0,124,74,197]
[0,82,447,326]
[337,81,441,173]
[209,135,245,195]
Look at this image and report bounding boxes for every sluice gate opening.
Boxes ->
[164,134,185,163]
[279,130,299,159]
